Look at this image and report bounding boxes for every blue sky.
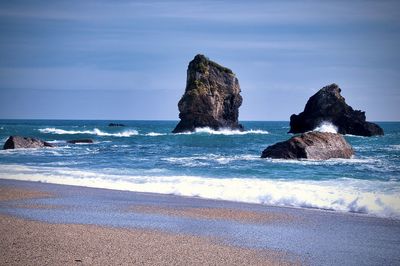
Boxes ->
[0,0,399,120]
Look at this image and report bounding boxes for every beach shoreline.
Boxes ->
[0,179,300,265]
[1,178,400,265]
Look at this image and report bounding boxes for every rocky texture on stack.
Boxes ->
[289,84,384,136]
[3,136,53,150]
[172,54,244,133]
[261,132,354,160]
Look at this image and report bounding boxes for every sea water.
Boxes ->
[0,120,399,218]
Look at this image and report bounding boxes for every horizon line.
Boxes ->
[0,118,399,123]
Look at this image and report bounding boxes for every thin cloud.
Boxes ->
[1,0,399,25]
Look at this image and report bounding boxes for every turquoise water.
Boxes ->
[0,120,399,218]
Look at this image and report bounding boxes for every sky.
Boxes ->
[0,0,399,121]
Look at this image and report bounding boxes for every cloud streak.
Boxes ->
[1,0,399,24]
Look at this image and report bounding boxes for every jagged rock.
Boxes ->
[261,132,354,160]
[67,139,93,144]
[172,54,244,133]
[108,123,125,127]
[3,136,53,150]
[289,84,384,136]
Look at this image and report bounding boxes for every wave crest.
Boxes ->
[1,164,399,219]
[178,127,269,135]
[145,132,167,136]
[38,127,138,137]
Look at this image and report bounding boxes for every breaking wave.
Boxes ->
[178,127,269,135]
[313,122,338,133]
[145,132,167,136]
[38,127,268,137]
[1,164,399,219]
[38,128,139,137]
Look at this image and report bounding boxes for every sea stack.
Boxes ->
[289,84,384,136]
[3,136,53,150]
[172,54,244,133]
[261,132,354,160]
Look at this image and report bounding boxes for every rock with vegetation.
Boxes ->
[67,139,93,144]
[172,54,244,133]
[261,132,354,160]
[289,84,384,136]
[3,136,53,150]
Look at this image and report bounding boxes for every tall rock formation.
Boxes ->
[289,84,384,136]
[261,132,354,160]
[172,54,244,133]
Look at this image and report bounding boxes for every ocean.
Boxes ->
[0,120,399,219]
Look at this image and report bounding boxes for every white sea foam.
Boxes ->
[387,145,400,151]
[38,127,138,137]
[145,132,167,136]
[344,134,367,138]
[46,140,66,144]
[162,154,260,167]
[177,127,269,135]
[313,121,338,133]
[1,164,399,219]
[265,157,380,166]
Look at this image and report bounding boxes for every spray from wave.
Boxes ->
[38,128,138,137]
[313,122,338,133]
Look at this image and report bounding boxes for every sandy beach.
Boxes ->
[0,214,292,266]
[1,179,399,265]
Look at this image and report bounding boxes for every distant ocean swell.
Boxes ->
[1,164,399,219]
[38,128,139,137]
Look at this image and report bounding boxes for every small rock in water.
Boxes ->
[261,132,354,160]
[108,123,125,127]
[3,136,53,150]
[67,139,93,144]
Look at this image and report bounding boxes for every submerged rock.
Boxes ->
[67,139,93,144]
[172,54,244,133]
[108,123,125,127]
[261,132,354,160]
[3,136,53,150]
[289,84,384,136]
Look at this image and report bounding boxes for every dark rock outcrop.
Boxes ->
[3,136,53,150]
[261,132,354,160]
[67,139,93,144]
[289,84,384,136]
[172,54,244,133]
[108,123,125,127]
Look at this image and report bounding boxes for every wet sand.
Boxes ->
[130,204,292,223]
[0,186,52,201]
[1,179,399,265]
[0,184,295,266]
